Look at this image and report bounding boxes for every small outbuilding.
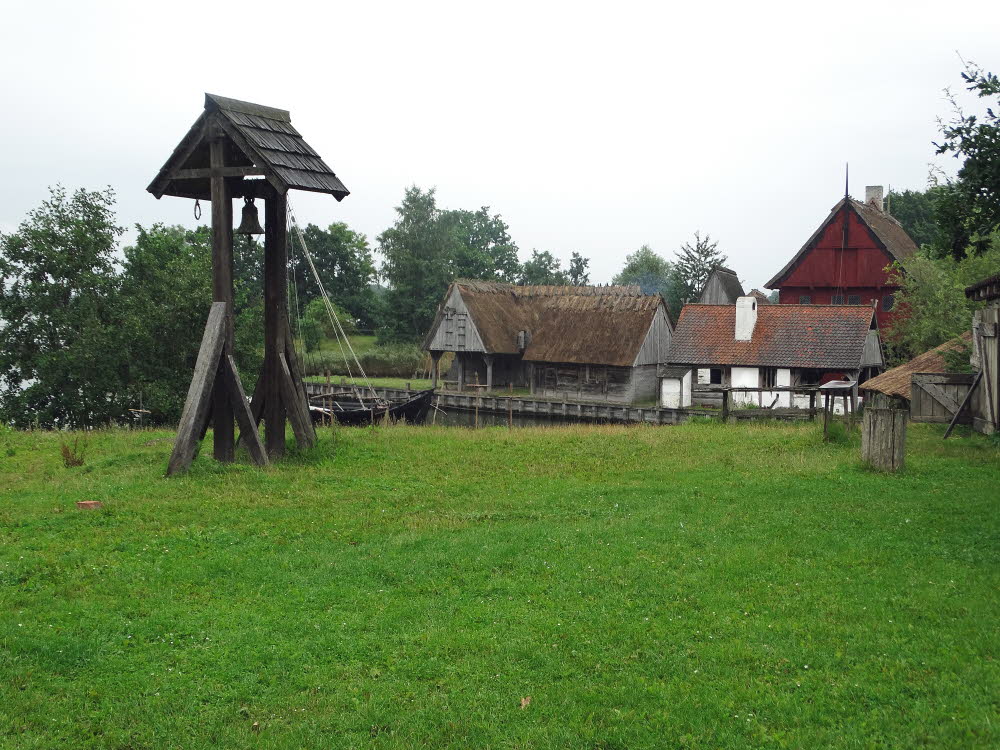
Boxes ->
[698,267,745,305]
[423,281,673,403]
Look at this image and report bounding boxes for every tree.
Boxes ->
[886,187,945,249]
[934,61,1000,258]
[567,252,590,285]
[290,222,379,329]
[447,207,521,283]
[883,232,1000,362]
[0,186,125,428]
[519,250,569,285]
[114,224,264,424]
[378,187,529,341]
[673,232,727,306]
[378,187,460,341]
[612,244,684,317]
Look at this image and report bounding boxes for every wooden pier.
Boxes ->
[303,382,707,425]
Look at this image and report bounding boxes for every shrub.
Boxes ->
[60,436,87,467]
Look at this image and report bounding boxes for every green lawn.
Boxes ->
[1,422,998,748]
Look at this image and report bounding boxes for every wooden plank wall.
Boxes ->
[970,304,999,434]
[425,287,487,353]
[633,306,673,366]
[910,373,975,424]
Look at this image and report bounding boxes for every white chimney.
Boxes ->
[865,185,884,211]
[735,296,758,341]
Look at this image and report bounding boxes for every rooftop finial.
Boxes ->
[844,162,849,198]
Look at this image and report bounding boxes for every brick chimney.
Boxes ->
[865,185,884,212]
[735,296,758,341]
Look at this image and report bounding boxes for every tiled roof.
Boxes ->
[668,303,875,369]
[766,197,919,288]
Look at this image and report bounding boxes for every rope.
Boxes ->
[286,198,381,405]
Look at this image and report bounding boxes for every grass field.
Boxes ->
[1,422,998,748]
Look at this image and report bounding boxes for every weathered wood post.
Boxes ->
[822,392,830,438]
[430,351,442,390]
[721,388,730,423]
[861,395,907,472]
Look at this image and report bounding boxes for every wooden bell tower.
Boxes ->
[147,94,350,475]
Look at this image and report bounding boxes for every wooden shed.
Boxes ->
[423,281,673,404]
[698,267,744,304]
[859,333,974,424]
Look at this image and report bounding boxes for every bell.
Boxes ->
[236,197,264,235]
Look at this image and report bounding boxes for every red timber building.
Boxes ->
[765,186,918,329]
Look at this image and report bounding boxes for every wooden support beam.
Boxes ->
[284,320,318,446]
[279,352,315,448]
[210,135,235,462]
[220,355,268,467]
[944,370,982,439]
[171,166,265,179]
[263,188,287,458]
[167,303,227,476]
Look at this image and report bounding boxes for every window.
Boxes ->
[760,367,777,389]
[709,368,723,385]
[831,294,844,305]
[799,295,811,304]
[882,294,895,312]
[847,294,861,305]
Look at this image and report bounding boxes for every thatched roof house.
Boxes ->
[424,280,673,403]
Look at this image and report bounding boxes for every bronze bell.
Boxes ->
[236,197,264,235]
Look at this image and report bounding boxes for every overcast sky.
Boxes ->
[1,1,997,291]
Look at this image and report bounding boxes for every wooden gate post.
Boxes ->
[861,403,907,472]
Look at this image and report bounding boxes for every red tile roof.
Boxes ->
[669,304,876,369]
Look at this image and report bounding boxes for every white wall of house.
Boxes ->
[731,366,759,405]
[761,368,792,407]
[660,369,693,408]
[697,368,710,384]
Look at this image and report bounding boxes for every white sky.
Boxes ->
[1,0,997,291]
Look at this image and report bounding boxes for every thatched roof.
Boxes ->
[749,289,770,304]
[669,304,876,369]
[427,281,665,367]
[859,333,972,400]
[766,197,919,288]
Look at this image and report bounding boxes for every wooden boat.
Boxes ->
[308,389,435,426]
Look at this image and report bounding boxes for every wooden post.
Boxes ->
[210,136,235,462]
[263,188,288,458]
[167,303,228,475]
[822,392,830,438]
[862,403,907,472]
[721,389,730,423]
[484,354,494,392]
[431,351,442,390]
[809,390,817,421]
[508,397,513,429]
